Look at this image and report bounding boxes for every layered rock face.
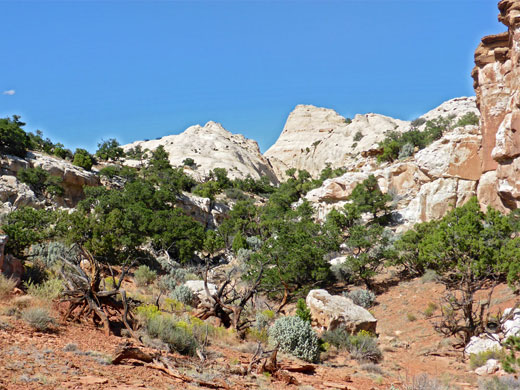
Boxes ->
[265,98,478,181]
[123,121,278,184]
[473,0,520,210]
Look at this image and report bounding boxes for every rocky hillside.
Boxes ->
[264,97,478,180]
[122,121,279,184]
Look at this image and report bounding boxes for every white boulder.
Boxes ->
[306,289,377,333]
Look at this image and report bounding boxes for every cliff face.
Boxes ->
[473,0,520,210]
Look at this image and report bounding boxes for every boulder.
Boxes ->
[502,307,520,339]
[464,335,501,356]
[184,280,217,308]
[177,192,230,228]
[306,289,377,333]
[475,359,500,376]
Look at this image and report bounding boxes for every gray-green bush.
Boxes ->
[268,316,320,362]
[22,308,55,331]
[344,289,376,308]
[170,285,194,305]
[134,265,157,287]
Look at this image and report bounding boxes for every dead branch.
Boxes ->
[59,246,140,339]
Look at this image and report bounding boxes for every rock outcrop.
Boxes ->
[264,98,478,181]
[265,105,410,179]
[122,121,278,184]
[304,123,482,225]
[472,0,520,210]
[0,152,100,212]
[306,289,377,333]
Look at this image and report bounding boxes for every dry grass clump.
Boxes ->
[21,307,56,331]
[0,274,17,298]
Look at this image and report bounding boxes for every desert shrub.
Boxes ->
[237,248,253,263]
[330,263,355,284]
[320,328,350,350]
[0,274,16,298]
[255,309,275,330]
[268,316,320,362]
[398,142,414,159]
[456,112,479,127]
[421,269,439,283]
[29,241,77,268]
[17,167,63,196]
[246,236,262,251]
[361,362,384,375]
[145,314,198,356]
[170,285,194,306]
[134,265,156,287]
[22,307,55,331]
[411,118,426,127]
[399,374,451,390]
[225,187,248,201]
[344,289,376,308]
[354,131,364,142]
[407,313,417,322]
[295,298,312,323]
[346,331,382,363]
[25,278,63,300]
[470,348,506,369]
[423,302,438,318]
[73,148,94,171]
[479,376,520,390]
[320,329,381,362]
[135,304,161,324]
[182,158,196,167]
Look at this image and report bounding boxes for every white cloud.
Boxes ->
[2,90,15,96]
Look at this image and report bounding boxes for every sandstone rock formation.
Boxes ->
[122,121,278,184]
[177,192,230,228]
[306,289,377,333]
[0,152,100,211]
[264,98,478,181]
[472,0,520,210]
[0,236,23,285]
[304,122,482,225]
[265,104,410,179]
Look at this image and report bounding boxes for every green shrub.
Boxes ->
[344,289,376,309]
[22,307,55,331]
[455,112,479,128]
[73,148,94,171]
[145,314,198,356]
[407,313,417,322]
[295,298,312,323]
[182,158,196,167]
[470,348,505,370]
[134,265,156,287]
[17,167,64,196]
[95,138,124,161]
[0,274,17,298]
[320,328,350,350]
[268,316,320,362]
[423,302,438,318]
[0,116,30,157]
[170,285,194,306]
[353,131,364,142]
[25,278,63,300]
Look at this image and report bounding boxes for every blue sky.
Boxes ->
[0,0,504,153]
